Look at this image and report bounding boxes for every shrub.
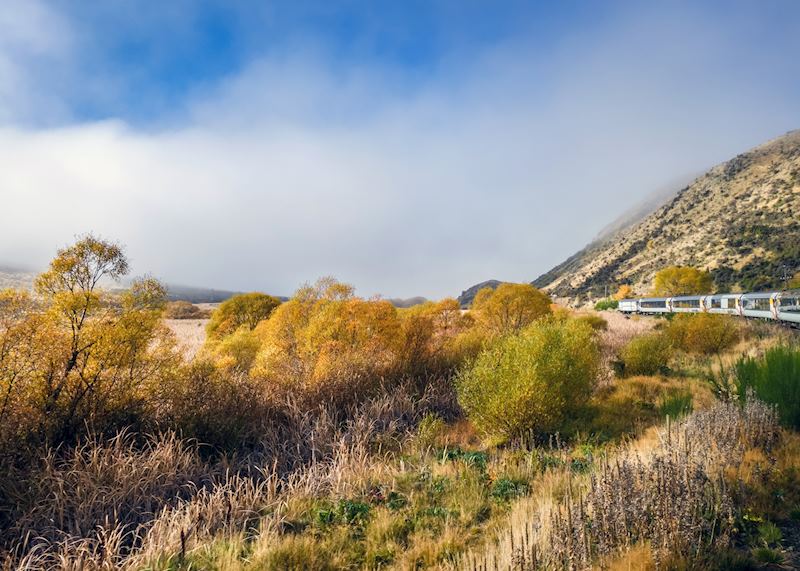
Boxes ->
[652,266,713,296]
[163,300,208,319]
[620,332,672,376]
[667,313,740,355]
[735,345,800,429]
[206,292,281,339]
[250,279,402,404]
[612,285,633,301]
[659,391,693,418]
[576,314,608,331]
[456,318,598,441]
[593,298,618,311]
[471,283,551,335]
[155,361,277,451]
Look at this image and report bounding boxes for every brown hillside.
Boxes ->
[533,130,800,301]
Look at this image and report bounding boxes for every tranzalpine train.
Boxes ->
[618,291,800,326]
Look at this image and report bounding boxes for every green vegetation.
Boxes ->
[206,291,282,338]
[735,345,800,429]
[619,331,672,376]
[594,298,618,311]
[666,313,740,355]
[1,237,798,570]
[456,318,598,441]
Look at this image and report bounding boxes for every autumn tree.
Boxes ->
[0,235,176,445]
[471,283,552,335]
[397,297,476,371]
[250,278,400,403]
[652,266,713,297]
[789,271,800,289]
[206,292,282,339]
[613,284,634,300]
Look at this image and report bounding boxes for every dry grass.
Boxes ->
[595,312,654,384]
[454,398,781,570]
[1,382,455,570]
[164,318,209,360]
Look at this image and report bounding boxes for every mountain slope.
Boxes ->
[534,130,800,300]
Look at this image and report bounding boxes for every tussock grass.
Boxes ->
[455,398,781,570]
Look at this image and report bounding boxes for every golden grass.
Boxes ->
[164,318,209,360]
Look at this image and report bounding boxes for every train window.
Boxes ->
[641,300,666,309]
[743,298,771,311]
[710,298,722,309]
[779,297,800,313]
[672,298,700,309]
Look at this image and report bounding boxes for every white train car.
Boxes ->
[669,295,705,313]
[776,291,800,325]
[704,293,742,315]
[740,292,778,320]
[637,297,671,314]
[621,288,799,328]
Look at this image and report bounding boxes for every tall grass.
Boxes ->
[0,380,455,570]
[456,398,780,570]
[735,345,800,429]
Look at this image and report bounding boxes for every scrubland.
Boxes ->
[1,237,799,570]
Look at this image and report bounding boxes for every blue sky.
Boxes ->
[1,1,799,297]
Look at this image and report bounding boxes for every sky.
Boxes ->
[0,1,798,299]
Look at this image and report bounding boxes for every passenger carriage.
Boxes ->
[669,296,705,313]
[617,288,799,328]
[704,293,742,315]
[776,290,800,324]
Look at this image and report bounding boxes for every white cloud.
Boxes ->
[0,2,798,298]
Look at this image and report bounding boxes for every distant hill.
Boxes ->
[0,266,36,291]
[163,284,244,303]
[0,268,264,304]
[533,129,800,302]
[388,296,428,308]
[457,279,504,308]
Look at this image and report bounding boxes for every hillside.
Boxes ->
[534,129,800,301]
[0,266,36,290]
[0,268,248,304]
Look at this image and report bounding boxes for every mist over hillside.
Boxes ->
[531,129,800,302]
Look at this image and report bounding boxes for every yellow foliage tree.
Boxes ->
[613,284,634,300]
[0,235,177,445]
[397,298,477,371]
[652,266,713,296]
[789,271,800,289]
[250,278,401,401]
[206,292,281,339]
[471,283,551,335]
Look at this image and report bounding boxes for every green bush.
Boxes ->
[576,314,608,331]
[667,313,740,355]
[620,333,673,376]
[735,345,800,429]
[659,391,693,418]
[456,318,598,441]
[594,298,618,311]
[206,292,281,339]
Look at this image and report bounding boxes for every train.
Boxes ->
[618,290,800,326]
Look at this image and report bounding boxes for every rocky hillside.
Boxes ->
[533,130,800,301]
